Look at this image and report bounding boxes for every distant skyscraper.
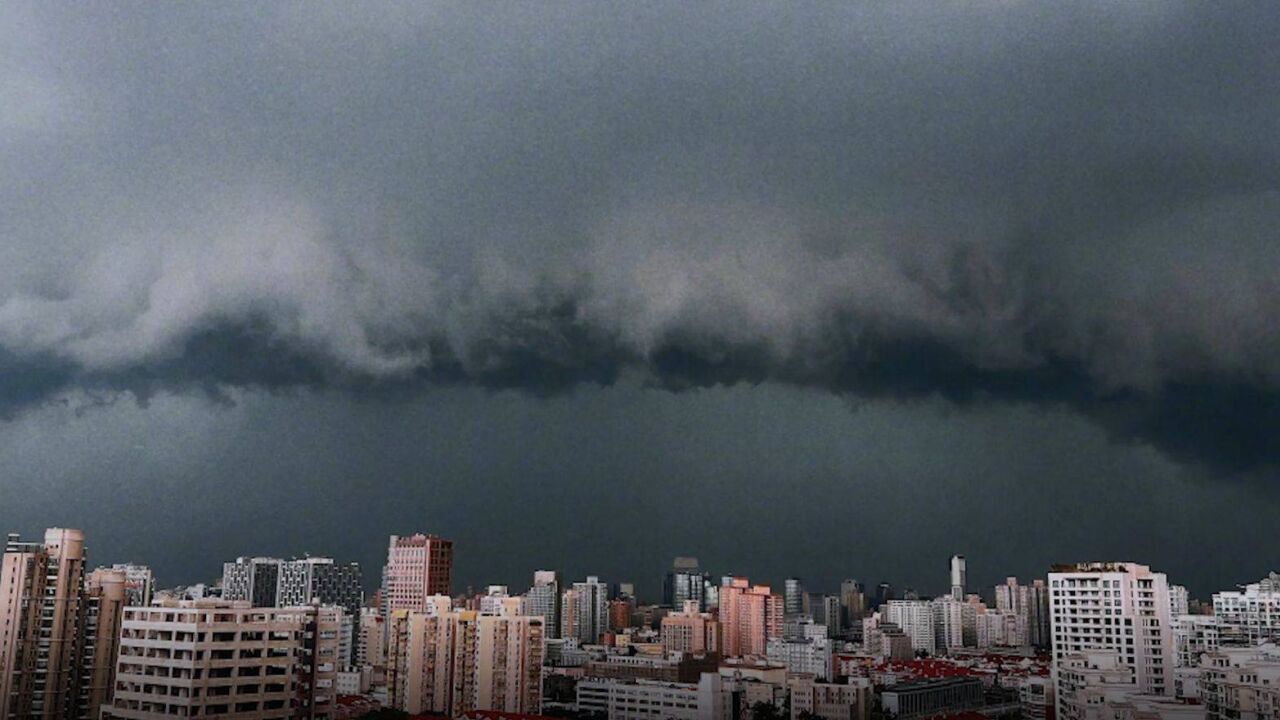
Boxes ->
[382,534,453,615]
[950,555,966,601]
[841,578,866,625]
[563,576,609,644]
[819,594,843,638]
[522,570,561,639]
[875,583,894,608]
[1168,584,1189,617]
[718,577,783,657]
[663,557,708,610]
[1027,579,1051,648]
[99,563,153,607]
[1048,561,1175,717]
[277,557,364,653]
[221,556,283,607]
[995,576,1051,649]
[784,578,807,619]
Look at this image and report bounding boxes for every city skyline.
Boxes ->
[2,2,1280,643]
[0,521,1263,607]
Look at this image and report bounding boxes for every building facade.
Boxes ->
[718,578,783,658]
[104,599,341,720]
[222,557,284,607]
[660,601,721,655]
[382,534,453,615]
[521,570,561,640]
[0,528,125,720]
[386,597,543,717]
[1048,562,1175,718]
[1213,573,1280,645]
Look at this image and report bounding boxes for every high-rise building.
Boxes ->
[995,577,1050,649]
[276,558,363,611]
[931,596,975,651]
[563,576,609,645]
[885,600,936,655]
[0,528,124,720]
[785,578,806,619]
[660,600,722,654]
[718,577,783,658]
[79,568,127,720]
[277,557,364,654]
[521,570,561,640]
[222,557,284,607]
[875,583,894,609]
[387,597,543,716]
[1048,562,1175,717]
[815,594,843,638]
[1169,584,1190,618]
[609,597,635,632]
[382,534,453,615]
[97,563,153,608]
[840,579,866,625]
[663,558,708,611]
[1028,579,1052,648]
[105,600,342,719]
[356,607,384,667]
[949,555,967,601]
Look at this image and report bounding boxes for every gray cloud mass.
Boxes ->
[1,0,1279,535]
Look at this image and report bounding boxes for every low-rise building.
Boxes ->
[787,675,871,720]
[880,677,984,719]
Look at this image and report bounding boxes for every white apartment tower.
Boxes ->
[1048,562,1174,718]
[885,600,936,655]
[950,555,967,601]
[521,570,561,640]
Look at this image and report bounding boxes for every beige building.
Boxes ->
[1201,644,1280,720]
[104,599,341,720]
[1,528,124,720]
[788,674,872,720]
[387,596,543,717]
[355,607,384,667]
[80,568,128,719]
[660,601,722,655]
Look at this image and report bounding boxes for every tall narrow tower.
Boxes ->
[950,555,967,601]
[0,528,120,720]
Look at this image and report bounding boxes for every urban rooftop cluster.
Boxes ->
[1,527,1277,720]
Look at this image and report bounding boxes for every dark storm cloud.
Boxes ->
[3,3,1280,472]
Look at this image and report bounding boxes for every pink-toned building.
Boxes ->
[718,578,783,658]
[660,600,722,655]
[383,534,454,613]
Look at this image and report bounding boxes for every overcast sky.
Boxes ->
[1,2,1278,600]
